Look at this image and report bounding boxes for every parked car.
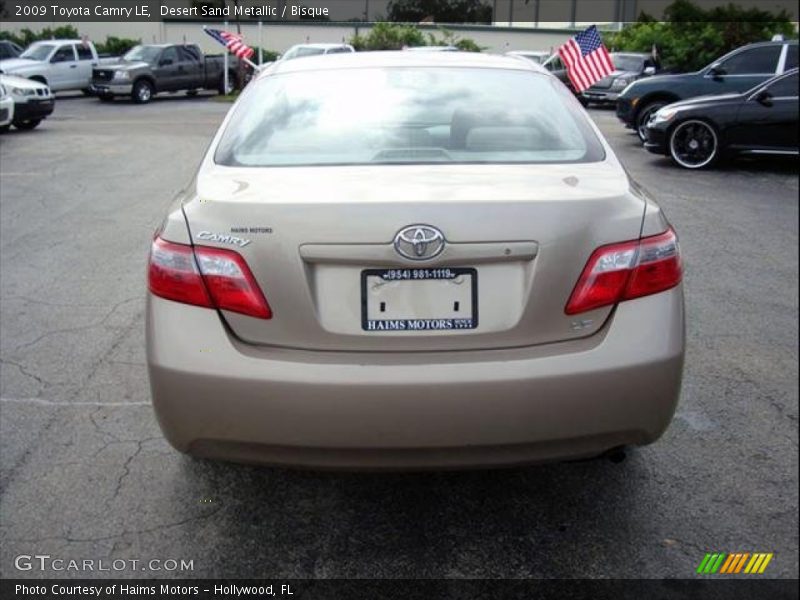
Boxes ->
[581,52,659,105]
[0,40,24,61]
[644,68,798,169]
[91,43,238,104]
[0,39,113,94]
[0,80,13,132]
[505,50,551,65]
[279,43,355,61]
[146,51,684,469]
[0,74,54,130]
[540,54,587,105]
[617,39,798,141]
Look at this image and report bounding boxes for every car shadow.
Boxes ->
[173,451,648,577]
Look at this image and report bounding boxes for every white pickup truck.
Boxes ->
[0,39,115,94]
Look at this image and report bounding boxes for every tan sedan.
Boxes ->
[146,51,685,469]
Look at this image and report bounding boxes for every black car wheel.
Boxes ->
[132,79,154,104]
[98,94,114,102]
[669,120,719,169]
[636,101,666,143]
[13,119,41,130]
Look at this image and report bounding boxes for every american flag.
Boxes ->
[204,27,255,60]
[557,25,615,93]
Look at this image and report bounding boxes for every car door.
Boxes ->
[732,71,799,152]
[705,44,783,94]
[48,44,78,91]
[74,43,97,90]
[153,46,181,91]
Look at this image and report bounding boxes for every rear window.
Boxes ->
[215,67,605,167]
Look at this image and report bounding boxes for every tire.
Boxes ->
[0,124,10,134]
[636,101,667,143]
[218,72,237,95]
[81,88,94,97]
[132,79,154,104]
[186,89,198,97]
[98,94,114,102]
[13,119,41,130]
[668,119,719,170]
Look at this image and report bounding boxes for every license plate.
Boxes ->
[361,267,478,332]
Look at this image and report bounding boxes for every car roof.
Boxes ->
[263,50,546,78]
[29,39,85,45]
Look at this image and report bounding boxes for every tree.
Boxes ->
[604,0,795,72]
[387,0,492,24]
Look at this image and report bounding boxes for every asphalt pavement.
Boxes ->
[0,94,797,579]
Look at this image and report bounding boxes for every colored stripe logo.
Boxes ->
[697,552,773,574]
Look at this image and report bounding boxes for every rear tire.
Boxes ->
[13,119,41,130]
[98,94,114,102]
[132,79,154,104]
[186,89,198,97]
[636,101,666,143]
[0,124,10,134]
[81,88,94,96]
[218,72,237,95]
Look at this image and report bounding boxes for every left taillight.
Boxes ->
[148,236,272,319]
[565,228,682,315]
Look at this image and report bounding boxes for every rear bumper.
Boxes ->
[12,98,54,123]
[147,288,685,469]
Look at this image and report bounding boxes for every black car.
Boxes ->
[618,40,798,142]
[643,68,798,169]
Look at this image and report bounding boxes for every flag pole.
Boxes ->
[223,21,229,94]
[258,20,263,65]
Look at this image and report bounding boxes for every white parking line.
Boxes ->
[1,397,150,407]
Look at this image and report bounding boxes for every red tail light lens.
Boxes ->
[148,237,272,319]
[565,228,681,315]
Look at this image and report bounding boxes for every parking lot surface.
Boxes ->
[0,94,797,579]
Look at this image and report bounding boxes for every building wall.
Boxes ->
[4,21,576,55]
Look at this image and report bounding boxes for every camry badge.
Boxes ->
[196,231,251,248]
[394,225,445,260]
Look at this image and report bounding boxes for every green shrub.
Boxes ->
[603,0,796,72]
[95,36,140,56]
[349,22,482,52]
[0,25,80,48]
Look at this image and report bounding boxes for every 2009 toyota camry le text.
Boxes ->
[145,51,685,469]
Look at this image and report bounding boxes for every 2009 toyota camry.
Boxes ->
[146,51,685,469]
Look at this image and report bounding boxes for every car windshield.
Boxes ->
[215,67,604,167]
[282,46,327,60]
[20,43,55,61]
[123,45,162,63]
[612,55,645,72]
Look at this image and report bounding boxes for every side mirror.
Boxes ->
[708,64,725,79]
[159,58,173,66]
[755,89,773,106]
[643,65,656,76]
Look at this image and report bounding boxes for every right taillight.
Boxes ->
[565,228,681,315]
[148,236,272,319]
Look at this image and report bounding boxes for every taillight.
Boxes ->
[148,237,272,319]
[565,228,681,315]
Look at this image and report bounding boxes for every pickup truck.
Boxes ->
[0,39,113,94]
[91,43,238,104]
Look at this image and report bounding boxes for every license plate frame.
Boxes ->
[360,267,478,332]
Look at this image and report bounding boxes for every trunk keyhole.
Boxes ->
[453,302,460,312]
[380,302,386,313]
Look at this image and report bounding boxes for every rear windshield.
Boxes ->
[214,67,605,167]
